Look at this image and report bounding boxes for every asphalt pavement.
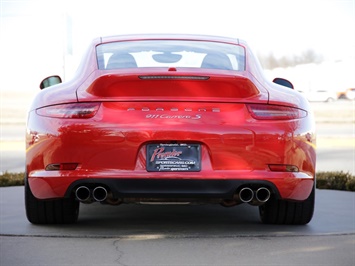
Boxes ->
[0,186,354,265]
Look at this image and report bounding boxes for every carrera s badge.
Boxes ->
[145,114,201,119]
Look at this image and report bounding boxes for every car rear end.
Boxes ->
[25,36,316,224]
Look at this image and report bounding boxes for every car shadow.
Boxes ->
[52,203,312,238]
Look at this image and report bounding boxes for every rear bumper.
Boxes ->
[28,170,314,202]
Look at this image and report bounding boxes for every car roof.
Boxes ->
[99,34,242,45]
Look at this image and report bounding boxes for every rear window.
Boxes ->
[96,40,245,71]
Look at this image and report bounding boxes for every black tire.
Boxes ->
[25,176,79,224]
[259,186,315,225]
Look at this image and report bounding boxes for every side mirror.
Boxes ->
[39,75,62,90]
[273,78,294,89]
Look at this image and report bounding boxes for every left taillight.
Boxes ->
[36,102,100,119]
[247,104,307,120]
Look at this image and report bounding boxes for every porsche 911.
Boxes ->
[25,34,316,225]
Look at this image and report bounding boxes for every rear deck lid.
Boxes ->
[77,70,268,103]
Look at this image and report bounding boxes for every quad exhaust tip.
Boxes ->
[75,186,91,202]
[255,187,271,203]
[75,185,270,205]
[92,186,108,202]
[239,187,254,203]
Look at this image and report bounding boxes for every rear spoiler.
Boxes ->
[77,72,266,102]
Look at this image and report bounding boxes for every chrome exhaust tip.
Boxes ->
[255,187,271,203]
[239,187,254,203]
[75,186,91,202]
[92,186,108,202]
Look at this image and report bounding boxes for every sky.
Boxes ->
[0,0,354,92]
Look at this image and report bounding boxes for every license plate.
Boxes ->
[146,143,201,172]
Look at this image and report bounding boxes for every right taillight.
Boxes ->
[247,104,307,120]
[36,102,100,119]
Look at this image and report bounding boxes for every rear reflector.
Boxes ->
[36,103,100,119]
[45,163,78,171]
[268,164,299,172]
[247,104,307,120]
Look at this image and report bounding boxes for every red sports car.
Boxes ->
[25,34,316,225]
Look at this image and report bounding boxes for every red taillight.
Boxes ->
[247,104,307,120]
[36,103,100,119]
